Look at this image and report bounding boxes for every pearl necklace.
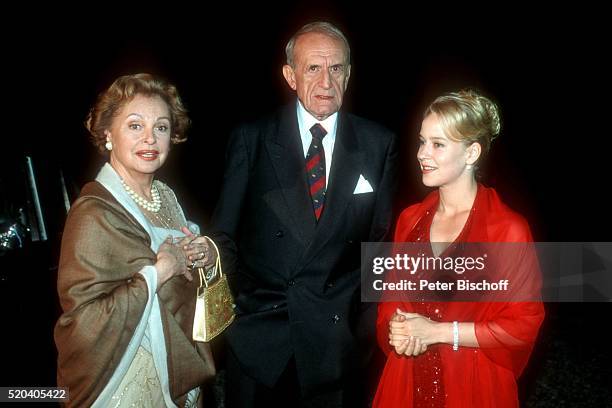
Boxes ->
[120,178,162,213]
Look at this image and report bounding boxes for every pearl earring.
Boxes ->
[466,164,473,170]
[105,141,113,151]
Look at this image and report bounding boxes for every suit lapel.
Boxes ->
[266,105,317,244]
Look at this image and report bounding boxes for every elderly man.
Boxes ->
[212,21,398,407]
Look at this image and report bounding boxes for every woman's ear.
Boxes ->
[104,130,113,151]
[466,142,482,165]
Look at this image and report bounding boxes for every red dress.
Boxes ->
[373,185,544,408]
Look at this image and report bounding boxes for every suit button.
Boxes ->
[288,279,296,287]
[326,282,334,288]
[332,314,340,324]
[272,304,279,309]
[275,230,284,238]
[347,240,354,244]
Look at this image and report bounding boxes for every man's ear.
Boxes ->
[282,65,297,90]
[466,142,482,165]
[344,64,351,90]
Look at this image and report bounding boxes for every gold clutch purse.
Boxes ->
[192,238,235,342]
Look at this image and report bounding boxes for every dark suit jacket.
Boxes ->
[211,102,397,396]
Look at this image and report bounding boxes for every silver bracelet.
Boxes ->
[452,321,459,351]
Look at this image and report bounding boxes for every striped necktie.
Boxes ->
[306,123,327,221]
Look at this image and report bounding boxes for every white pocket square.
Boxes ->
[353,174,374,194]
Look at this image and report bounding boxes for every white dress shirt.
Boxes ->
[296,100,338,188]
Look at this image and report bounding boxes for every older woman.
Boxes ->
[55,73,216,407]
[373,90,544,407]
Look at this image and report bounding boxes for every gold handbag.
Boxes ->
[192,238,235,342]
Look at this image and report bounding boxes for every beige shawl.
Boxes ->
[54,181,215,407]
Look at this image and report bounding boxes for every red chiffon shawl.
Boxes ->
[373,185,544,408]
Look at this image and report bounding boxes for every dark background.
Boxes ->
[1,3,610,406]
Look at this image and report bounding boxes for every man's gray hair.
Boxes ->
[285,21,351,67]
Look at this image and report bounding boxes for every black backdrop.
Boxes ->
[2,3,610,406]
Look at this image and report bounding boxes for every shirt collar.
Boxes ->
[296,99,338,138]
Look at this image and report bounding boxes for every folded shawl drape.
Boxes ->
[374,185,544,408]
[55,164,215,407]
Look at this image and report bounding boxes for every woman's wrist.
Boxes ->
[434,322,454,345]
[155,265,170,289]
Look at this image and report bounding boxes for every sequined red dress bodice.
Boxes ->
[406,196,475,407]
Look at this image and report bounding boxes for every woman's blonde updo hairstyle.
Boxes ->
[425,89,501,160]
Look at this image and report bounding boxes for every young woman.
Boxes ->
[374,89,544,407]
